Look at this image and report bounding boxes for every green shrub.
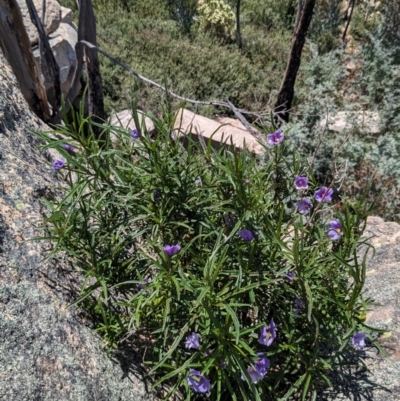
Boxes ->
[36,106,378,400]
[95,10,288,117]
[197,0,236,38]
[292,34,400,222]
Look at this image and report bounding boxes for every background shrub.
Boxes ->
[56,0,400,222]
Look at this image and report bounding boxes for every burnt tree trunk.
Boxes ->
[80,0,105,127]
[342,0,356,44]
[60,0,106,141]
[25,0,61,121]
[0,0,51,121]
[274,0,316,123]
[236,0,242,49]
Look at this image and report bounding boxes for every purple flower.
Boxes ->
[153,189,161,203]
[351,332,367,350]
[52,159,65,171]
[241,366,264,383]
[61,144,75,153]
[185,333,200,350]
[241,353,270,383]
[267,129,284,146]
[224,214,235,228]
[294,295,304,314]
[285,271,296,281]
[244,178,250,185]
[296,198,313,215]
[255,353,270,376]
[238,229,255,242]
[328,219,343,241]
[314,187,333,202]
[258,319,277,346]
[135,277,152,292]
[163,244,181,256]
[186,369,211,393]
[220,361,227,369]
[294,176,308,190]
[131,128,140,140]
[195,178,202,187]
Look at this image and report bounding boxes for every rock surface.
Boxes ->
[0,51,153,401]
[321,216,400,400]
[322,110,381,134]
[33,22,78,95]
[174,108,264,154]
[60,5,73,24]
[110,109,156,137]
[17,0,62,45]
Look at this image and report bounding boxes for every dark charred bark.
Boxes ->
[25,0,61,121]
[274,0,316,123]
[342,0,356,44]
[52,0,106,144]
[0,0,51,121]
[236,0,242,49]
[80,0,106,127]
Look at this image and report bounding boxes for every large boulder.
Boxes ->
[33,22,78,95]
[322,110,381,134]
[174,109,264,154]
[16,0,62,45]
[0,51,153,401]
[110,109,156,137]
[60,5,73,24]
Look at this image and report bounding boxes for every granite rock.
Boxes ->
[33,22,78,95]
[16,0,62,45]
[0,51,153,401]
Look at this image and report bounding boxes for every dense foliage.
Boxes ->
[55,0,400,222]
[36,106,378,400]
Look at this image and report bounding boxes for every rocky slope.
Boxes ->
[0,51,153,401]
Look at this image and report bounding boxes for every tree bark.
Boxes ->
[274,0,316,123]
[342,0,356,44]
[54,0,106,139]
[236,0,242,49]
[80,0,105,126]
[0,0,51,121]
[25,0,61,120]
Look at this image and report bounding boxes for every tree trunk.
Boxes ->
[80,0,105,127]
[342,0,356,44]
[25,0,61,121]
[274,0,316,123]
[0,0,51,121]
[236,0,242,49]
[53,0,106,143]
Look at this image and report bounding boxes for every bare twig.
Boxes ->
[79,40,261,136]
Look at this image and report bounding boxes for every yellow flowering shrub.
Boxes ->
[197,0,235,37]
